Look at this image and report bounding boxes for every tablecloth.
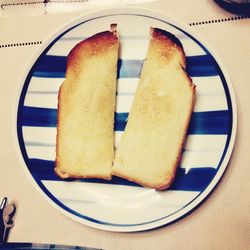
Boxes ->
[0,0,249,249]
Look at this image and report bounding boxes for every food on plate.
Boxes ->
[55,25,195,190]
[112,27,196,190]
[55,24,119,180]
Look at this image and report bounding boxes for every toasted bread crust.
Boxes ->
[66,30,118,77]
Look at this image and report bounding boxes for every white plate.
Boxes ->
[15,7,237,232]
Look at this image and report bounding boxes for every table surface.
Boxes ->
[0,0,250,249]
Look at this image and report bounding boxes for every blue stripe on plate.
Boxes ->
[27,159,216,192]
[32,55,219,78]
[115,112,230,134]
[20,106,230,134]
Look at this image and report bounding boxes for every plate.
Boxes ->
[15,7,237,232]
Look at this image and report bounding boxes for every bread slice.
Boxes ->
[55,24,119,180]
[112,27,195,190]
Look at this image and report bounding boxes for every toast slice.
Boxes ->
[112,27,195,190]
[55,24,119,180]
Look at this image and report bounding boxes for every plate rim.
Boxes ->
[13,6,237,232]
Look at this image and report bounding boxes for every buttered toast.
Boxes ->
[112,28,195,190]
[55,25,119,179]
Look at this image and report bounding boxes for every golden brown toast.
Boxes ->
[55,25,119,180]
[112,27,195,190]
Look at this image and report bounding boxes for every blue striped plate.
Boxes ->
[15,7,237,232]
